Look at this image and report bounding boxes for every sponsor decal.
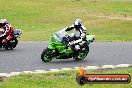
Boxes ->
[76,66,131,85]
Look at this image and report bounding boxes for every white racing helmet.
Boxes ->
[0,19,7,26]
[74,19,82,26]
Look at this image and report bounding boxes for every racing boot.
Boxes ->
[70,44,80,59]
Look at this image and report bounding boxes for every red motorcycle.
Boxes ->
[0,29,22,50]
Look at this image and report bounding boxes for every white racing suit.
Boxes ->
[56,24,87,51]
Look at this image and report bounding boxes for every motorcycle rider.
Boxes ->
[56,19,87,52]
[0,19,14,45]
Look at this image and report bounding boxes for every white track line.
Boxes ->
[101,65,116,69]
[61,68,73,70]
[49,69,60,72]
[35,70,48,73]
[116,64,131,68]
[85,66,99,69]
[0,64,132,77]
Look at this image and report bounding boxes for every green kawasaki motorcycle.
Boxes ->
[41,33,95,62]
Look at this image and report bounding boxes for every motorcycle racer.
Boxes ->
[0,19,14,45]
[41,19,95,62]
[56,19,87,51]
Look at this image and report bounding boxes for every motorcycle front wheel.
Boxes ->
[41,48,54,62]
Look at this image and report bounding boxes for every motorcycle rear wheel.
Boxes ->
[11,38,18,48]
[4,38,18,50]
[75,45,89,60]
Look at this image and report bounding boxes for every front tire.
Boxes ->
[41,48,54,62]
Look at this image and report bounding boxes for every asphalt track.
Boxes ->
[0,42,132,73]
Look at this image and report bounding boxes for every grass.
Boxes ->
[0,67,132,88]
[0,0,132,41]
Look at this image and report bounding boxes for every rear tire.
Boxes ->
[10,38,18,48]
[4,38,18,50]
[41,48,53,62]
[75,44,89,60]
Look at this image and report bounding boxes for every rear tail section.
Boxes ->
[86,34,95,44]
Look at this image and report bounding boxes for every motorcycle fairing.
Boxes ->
[48,34,73,54]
